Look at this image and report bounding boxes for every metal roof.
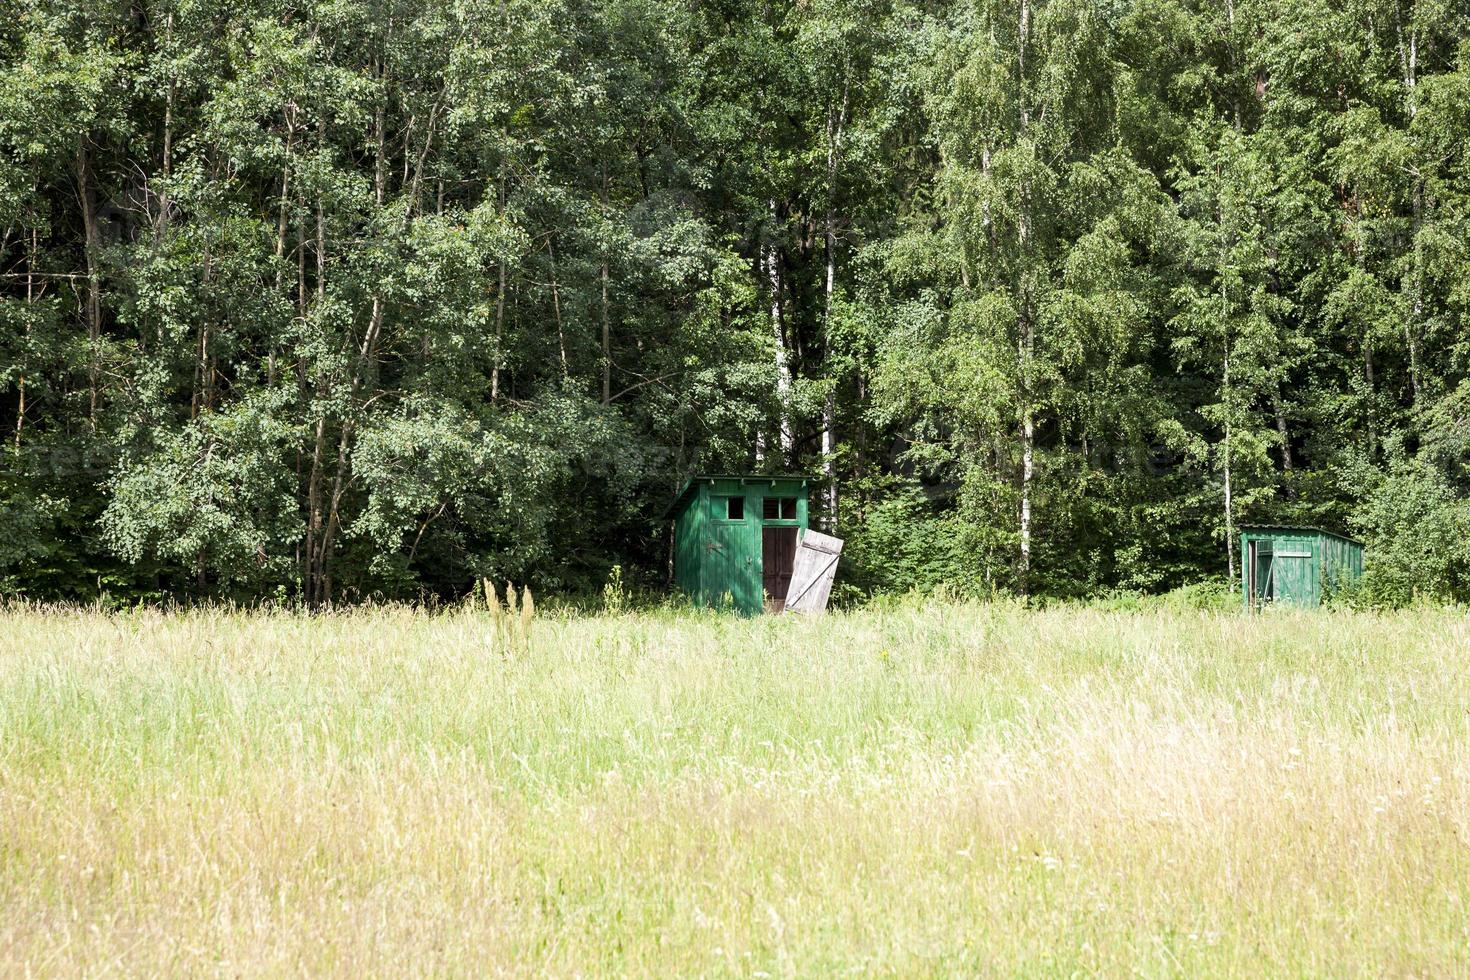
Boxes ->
[1240,524,1364,546]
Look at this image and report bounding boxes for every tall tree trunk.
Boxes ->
[493,257,506,402]
[821,241,836,521]
[273,128,295,288]
[600,168,612,406]
[322,430,349,605]
[295,206,308,585]
[306,198,329,603]
[295,207,308,315]
[1397,14,1417,120]
[192,240,214,418]
[1019,405,1034,596]
[821,75,849,526]
[316,198,326,298]
[1225,0,1243,128]
[550,239,567,378]
[364,88,387,389]
[15,228,35,453]
[1273,392,1293,473]
[1017,300,1034,598]
[600,257,611,405]
[11,369,21,454]
[1350,199,1378,455]
[75,142,103,430]
[1406,178,1425,406]
[1015,0,1033,596]
[268,130,293,387]
[766,202,792,462]
[319,93,392,604]
[821,393,836,525]
[492,163,506,403]
[1211,161,1239,588]
[1222,284,1237,589]
[1397,13,1424,405]
[1223,419,1235,586]
[1018,0,1031,126]
[155,12,175,243]
[306,414,328,603]
[404,94,442,219]
[1405,293,1423,405]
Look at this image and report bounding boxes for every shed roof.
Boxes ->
[665,474,815,519]
[1240,524,1364,547]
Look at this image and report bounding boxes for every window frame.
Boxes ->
[714,495,746,522]
[760,495,799,523]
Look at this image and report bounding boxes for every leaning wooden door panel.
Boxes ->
[784,530,843,615]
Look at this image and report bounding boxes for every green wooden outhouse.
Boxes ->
[670,475,812,614]
[1240,525,1364,609]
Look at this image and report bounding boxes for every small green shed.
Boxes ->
[1240,525,1364,609]
[670,475,812,614]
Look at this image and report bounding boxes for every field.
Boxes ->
[2,602,1469,976]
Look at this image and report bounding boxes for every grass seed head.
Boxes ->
[483,578,500,620]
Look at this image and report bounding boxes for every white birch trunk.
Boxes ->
[766,202,792,461]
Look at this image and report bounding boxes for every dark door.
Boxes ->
[1250,542,1275,607]
[1247,541,1257,608]
[762,526,798,612]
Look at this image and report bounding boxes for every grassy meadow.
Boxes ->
[2,600,1469,975]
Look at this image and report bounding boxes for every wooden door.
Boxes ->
[762,526,798,612]
[785,530,843,615]
[1272,540,1316,606]
[707,522,759,614]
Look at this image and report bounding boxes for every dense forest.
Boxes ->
[1,0,1468,604]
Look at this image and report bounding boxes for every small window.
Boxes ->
[720,496,744,521]
[763,496,797,520]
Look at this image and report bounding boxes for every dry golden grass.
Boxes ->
[2,601,1469,976]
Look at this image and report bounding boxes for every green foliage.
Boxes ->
[843,483,997,598]
[1080,580,1235,614]
[0,0,1468,605]
[1352,458,1470,606]
[103,392,300,594]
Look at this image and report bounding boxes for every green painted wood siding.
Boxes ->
[1240,527,1364,609]
[671,476,811,615]
[1318,533,1364,596]
[708,499,759,612]
[673,483,705,600]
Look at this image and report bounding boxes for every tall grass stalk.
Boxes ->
[1,602,1468,974]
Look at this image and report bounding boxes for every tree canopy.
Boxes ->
[2,0,1468,604]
